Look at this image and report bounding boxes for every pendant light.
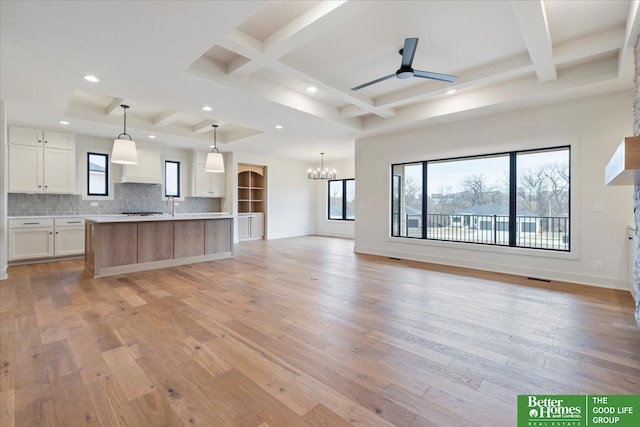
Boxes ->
[111,104,138,164]
[307,152,336,180]
[205,124,224,173]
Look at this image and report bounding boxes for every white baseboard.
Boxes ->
[314,232,355,239]
[354,244,630,291]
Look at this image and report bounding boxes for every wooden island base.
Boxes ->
[84,217,232,278]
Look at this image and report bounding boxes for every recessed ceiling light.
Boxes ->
[275,125,283,129]
[306,86,317,93]
[83,75,99,83]
[446,89,457,95]
[202,106,212,111]
[59,120,70,125]
[148,135,156,139]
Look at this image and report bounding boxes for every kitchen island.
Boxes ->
[84,213,233,278]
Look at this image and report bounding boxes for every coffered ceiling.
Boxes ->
[1,1,638,162]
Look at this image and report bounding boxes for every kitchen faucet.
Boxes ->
[166,196,176,217]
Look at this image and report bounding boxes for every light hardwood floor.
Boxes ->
[1,236,639,426]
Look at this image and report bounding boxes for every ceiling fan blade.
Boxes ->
[413,70,459,83]
[351,73,396,91]
[401,38,418,68]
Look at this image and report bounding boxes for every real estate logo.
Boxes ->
[518,395,640,427]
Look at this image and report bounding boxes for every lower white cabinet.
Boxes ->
[8,217,85,261]
[8,227,55,261]
[238,213,264,240]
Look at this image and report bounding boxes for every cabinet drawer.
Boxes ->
[9,218,54,228]
[54,218,85,227]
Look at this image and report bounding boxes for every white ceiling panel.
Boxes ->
[1,0,636,162]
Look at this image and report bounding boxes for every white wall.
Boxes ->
[314,157,355,238]
[0,100,7,280]
[355,91,634,290]
[230,151,315,242]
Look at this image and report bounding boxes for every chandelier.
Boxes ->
[308,152,336,180]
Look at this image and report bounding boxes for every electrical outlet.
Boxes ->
[90,202,99,207]
[594,202,603,212]
[174,202,179,206]
[594,260,603,271]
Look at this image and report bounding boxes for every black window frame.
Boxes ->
[390,145,571,252]
[327,178,355,221]
[164,160,181,198]
[87,152,109,197]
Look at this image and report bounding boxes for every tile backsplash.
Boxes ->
[8,183,222,216]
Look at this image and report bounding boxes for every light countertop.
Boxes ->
[84,213,233,223]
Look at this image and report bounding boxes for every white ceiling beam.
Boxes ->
[188,57,362,130]
[368,29,622,114]
[511,0,557,82]
[105,98,126,116]
[619,0,640,80]
[375,54,534,111]
[554,28,623,65]
[362,57,619,133]
[224,1,348,78]
[192,119,216,134]
[272,59,396,119]
[222,29,262,58]
[153,111,180,127]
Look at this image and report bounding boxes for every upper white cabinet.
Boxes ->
[9,126,75,149]
[120,148,162,184]
[192,151,226,198]
[8,126,75,193]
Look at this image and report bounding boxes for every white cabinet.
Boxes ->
[8,145,43,192]
[238,213,264,240]
[8,126,75,193]
[8,219,55,261]
[9,126,74,149]
[193,152,226,198]
[8,217,85,262]
[44,148,75,193]
[53,218,85,256]
[120,148,162,184]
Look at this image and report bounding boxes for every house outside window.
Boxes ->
[391,146,570,251]
[87,152,108,196]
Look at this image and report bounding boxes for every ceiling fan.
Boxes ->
[351,37,459,91]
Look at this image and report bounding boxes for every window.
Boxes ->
[328,179,355,220]
[391,146,570,251]
[87,152,108,196]
[165,161,180,197]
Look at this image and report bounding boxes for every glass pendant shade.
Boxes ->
[111,138,138,164]
[205,152,224,172]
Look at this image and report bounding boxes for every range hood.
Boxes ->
[605,136,640,186]
[119,147,162,184]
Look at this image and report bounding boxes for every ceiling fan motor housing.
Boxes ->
[396,68,414,79]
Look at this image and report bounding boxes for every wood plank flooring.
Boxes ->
[1,236,639,426]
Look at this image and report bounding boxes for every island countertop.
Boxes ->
[84,212,233,223]
[84,214,233,277]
